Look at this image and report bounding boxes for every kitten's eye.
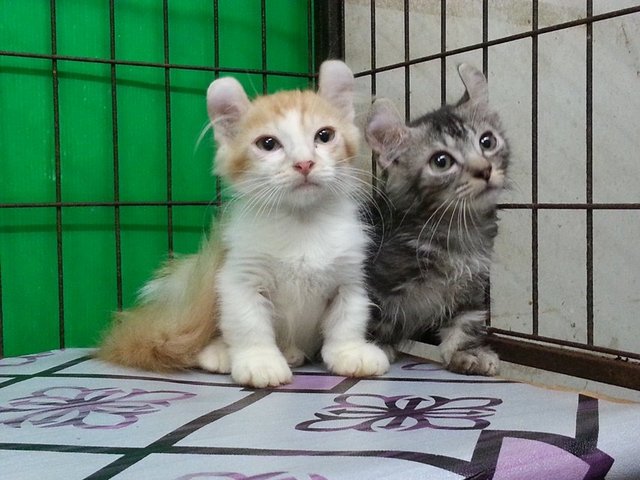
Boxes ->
[256,136,281,151]
[479,131,498,151]
[429,152,455,172]
[315,127,335,144]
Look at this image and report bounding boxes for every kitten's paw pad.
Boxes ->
[283,345,306,367]
[446,348,499,376]
[323,342,390,377]
[231,348,292,388]
[197,339,231,374]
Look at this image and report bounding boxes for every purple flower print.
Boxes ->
[0,352,55,367]
[0,386,195,429]
[296,394,501,432]
[176,473,327,480]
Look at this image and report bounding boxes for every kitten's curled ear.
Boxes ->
[317,60,355,122]
[457,63,489,106]
[206,77,251,144]
[366,98,409,169]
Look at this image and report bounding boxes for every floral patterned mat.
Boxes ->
[0,349,638,479]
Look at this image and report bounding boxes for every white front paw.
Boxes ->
[323,341,390,377]
[197,338,231,373]
[231,347,293,388]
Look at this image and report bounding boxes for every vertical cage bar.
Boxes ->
[50,0,65,348]
[440,0,447,105]
[370,0,378,183]
[213,0,222,209]
[482,0,490,322]
[313,0,344,69]
[403,0,410,122]
[586,0,594,345]
[369,0,376,97]
[306,0,313,82]
[531,0,539,336]
[260,0,268,94]
[482,0,489,76]
[162,0,174,255]
[109,0,123,311]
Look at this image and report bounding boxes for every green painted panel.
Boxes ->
[218,1,263,71]
[119,206,168,309]
[168,1,215,66]
[58,61,114,203]
[170,69,217,203]
[62,207,117,348]
[0,0,50,54]
[0,209,59,356]
[266,0,311,74]
[173,205,216,256]
[116,66,168,203]
[1,1,314,355]
[56,0,110,58]
[116,0,165,64]
[0,58,55,204]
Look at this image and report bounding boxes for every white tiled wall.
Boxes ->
[345,1,640,361]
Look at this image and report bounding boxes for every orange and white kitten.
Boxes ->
[98,60,390,387]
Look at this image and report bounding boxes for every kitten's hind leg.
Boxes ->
[197,337,231,373]
[439,310,499,376]
[283,344,306,367]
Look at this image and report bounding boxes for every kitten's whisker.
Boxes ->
[235,183,280,223]
[415,197,456,276]
[462,199,481,258]
[194,121,213,153]
[265,188,284,219]
[397,197,422,230]
[446,199,461,253]
[255,184,281,219]
[503,175,522,195]
[337,164,391,204]
[457,198,466,253]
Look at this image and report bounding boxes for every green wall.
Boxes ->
[0,1,313,356]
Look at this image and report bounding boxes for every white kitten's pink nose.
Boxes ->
[294,160,315,176]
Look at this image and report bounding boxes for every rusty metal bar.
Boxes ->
[489,334,640,391]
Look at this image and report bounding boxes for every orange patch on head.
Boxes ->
[215,88,360,183]
[224,148,251,183]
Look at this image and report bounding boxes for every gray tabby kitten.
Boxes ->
[364,64,508,376]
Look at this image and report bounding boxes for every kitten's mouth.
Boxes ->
[293,179,321,190]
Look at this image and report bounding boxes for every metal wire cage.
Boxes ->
[341,0,640,390]
[0,0,324,357]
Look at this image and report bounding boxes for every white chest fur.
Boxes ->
[219,200,368,356]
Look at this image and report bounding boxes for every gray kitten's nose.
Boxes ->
[473,165,492,181]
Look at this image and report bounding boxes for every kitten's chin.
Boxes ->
[292,180,321,192]
[283,182,329,209]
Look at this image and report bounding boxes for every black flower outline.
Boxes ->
[296,394,501,432]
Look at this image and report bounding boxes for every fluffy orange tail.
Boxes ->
[97,237,223,371]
